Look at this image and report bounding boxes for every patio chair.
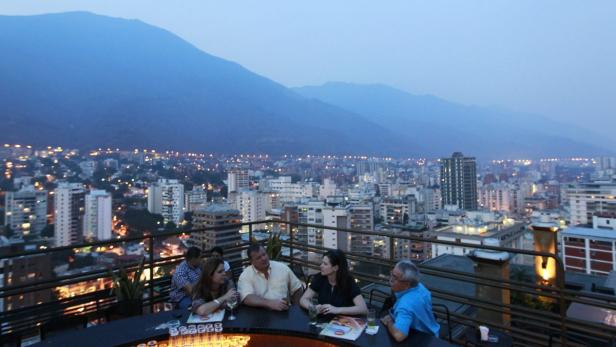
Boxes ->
[367,288,451,342]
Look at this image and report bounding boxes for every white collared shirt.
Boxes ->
[237,260,303,302]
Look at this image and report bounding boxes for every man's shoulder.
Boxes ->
[239,265,255,279]
[174,260,188,272]
[415,283,431,297]
[399,285,430,306]
[269,260,287,270]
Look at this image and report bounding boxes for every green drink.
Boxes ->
[309,298,319,326]
[367,308,377,328]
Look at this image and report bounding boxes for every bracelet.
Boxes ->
[214,299,221,306]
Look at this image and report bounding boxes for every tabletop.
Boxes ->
[34,304,454,347]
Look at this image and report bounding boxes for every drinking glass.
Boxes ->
[226,296,238,321]
[308,298,319,326]
[367,308,377,328]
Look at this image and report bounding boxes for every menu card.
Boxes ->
[319,316,367,341]
[187,310,225,323]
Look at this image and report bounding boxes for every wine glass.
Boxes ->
[226,295,238,321]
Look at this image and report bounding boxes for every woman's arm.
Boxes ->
[193,298,223,316]
[320,294,369,316]
[299,287,317,310]
[194,287,236,316]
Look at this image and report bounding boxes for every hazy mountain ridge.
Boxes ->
[0,12,610,158]
[0,12,415,156]
[294,82,613,158]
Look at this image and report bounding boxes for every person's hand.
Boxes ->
[222,288,237,303]
[318,304,339,315]
[268,298,290,311]
[381,314,394,327]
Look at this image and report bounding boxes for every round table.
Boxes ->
[34,304,454,347]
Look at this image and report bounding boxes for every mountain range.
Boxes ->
[294,83,614,158]
[0,12,611,158]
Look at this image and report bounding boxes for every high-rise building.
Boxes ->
[379,197,414,225]
[421,187,442,213]
[54,183,86,247]
[185,186,208,212]
[347,204,374,255]
[599,157,616,170]
[298,201,325,246]
[190,204,242,263]
[319,178,337,200]
[78,160,97,178]
[260,176,317,203]
[4,185,47,237]
[566,182,616,226]
[147,179,184,225]
[84,190,112,241]
[376,225,433,261]
[322,206,348,250]
[440,152,478,210]
[479,183,516,213]
[227,169,249,197]
[234,189,266,231]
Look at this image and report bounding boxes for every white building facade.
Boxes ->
[84,190,112,241]
[234,189,267,230]
[566,182,616,226]
[147,179,185,225]
[54,183,86,247]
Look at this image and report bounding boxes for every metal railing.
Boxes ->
[1,220,615,346]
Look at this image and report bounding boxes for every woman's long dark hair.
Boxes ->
[192,256,227,302]
[324,249,353,294]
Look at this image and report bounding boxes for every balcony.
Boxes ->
[1,220,616,346]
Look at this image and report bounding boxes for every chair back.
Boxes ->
[432,303,452,342]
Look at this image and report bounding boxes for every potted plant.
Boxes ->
[265,233,282,260]
[109,257,146,317]
[250,233,283,260]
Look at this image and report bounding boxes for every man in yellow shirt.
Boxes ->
[238,244,303,311]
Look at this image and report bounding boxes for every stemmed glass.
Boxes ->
[226,295,238,321]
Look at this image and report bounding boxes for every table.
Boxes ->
[34,304,454,347]
[463,328,512,347]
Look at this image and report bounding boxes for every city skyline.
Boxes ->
[2,135,616,345]
[1,3,616,345]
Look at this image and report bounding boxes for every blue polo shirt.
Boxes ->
[391,283,440,337]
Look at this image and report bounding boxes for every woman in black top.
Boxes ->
[300,249,368,316]
[192,257,237,316]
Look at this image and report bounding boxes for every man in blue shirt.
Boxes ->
[381,260,440,342]
[170,247,202,310]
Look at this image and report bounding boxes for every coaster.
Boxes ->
[365,326,379,335]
